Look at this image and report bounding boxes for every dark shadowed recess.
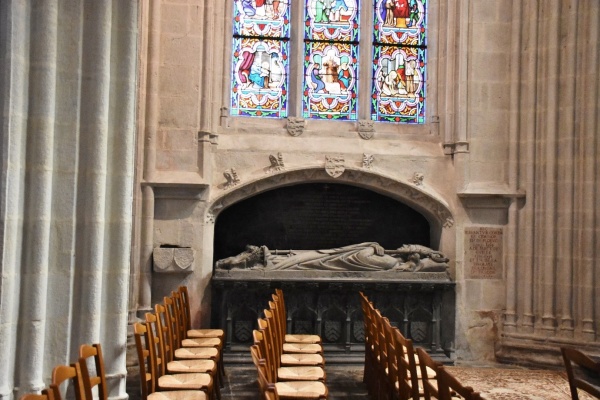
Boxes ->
[213,183,430,265]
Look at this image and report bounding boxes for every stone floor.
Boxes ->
[220,363,368,400]
[219,361,595,400]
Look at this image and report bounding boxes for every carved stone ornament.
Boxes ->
[287,117,306,137]
[153,247,194,273]
[362,153,374,170]
[412,172,424,186]
[325,155,345,178]
[358,120,375,140]
[267,153,285,173]
[223,168,240,189]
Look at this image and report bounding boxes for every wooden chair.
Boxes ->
[170,292,224,383]
[274,289,321,345]
[359,292,376,395]
[250,345,328,400]
[50,363,86,400]
[133,321,211,400]
[253,329,326,383]
[561,347,600,400]
[392,329,421,400]
[156,304,219,382]
[79,343,108,400]
[269,299,323,355]
[436,367,482,400]
[178,286,224,340]
[258,315,324,369]
[20,389,55,400]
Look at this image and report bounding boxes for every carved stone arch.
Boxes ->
[208,167,454,236]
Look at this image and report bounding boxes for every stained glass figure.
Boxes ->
[231,1,290,118]
[372,0,427,123]
[303,0,360,120]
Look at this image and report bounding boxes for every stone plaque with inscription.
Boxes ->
[465,226,503,279]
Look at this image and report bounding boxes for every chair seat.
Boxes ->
[158,373,212,389]
[281,353,324,366]
[175,347,219,359]
[187,329,224,338]
[285,334,321,344]
[274,380,328,398]
[167,359,217,374]
[148,390,207,400]
[282,342,323,354]
[278,366,326,381]
[181,337,222,347]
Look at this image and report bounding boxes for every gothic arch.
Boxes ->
[207,167,454,247]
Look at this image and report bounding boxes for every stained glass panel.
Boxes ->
[302,41,358,120]
[372,0,427,123]
[231,1,290,118]
[233,1,290,38]
[304,0,360,42]
[371,46,426,123]
[373,0,427,45]
[231,38,289,118]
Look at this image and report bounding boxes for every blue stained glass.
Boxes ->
[371,46,426,123]
[304,0,360,42]
[231,38,289,118]
[233,1,290,38]
[302,41,359,120]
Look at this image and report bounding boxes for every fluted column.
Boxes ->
[0,1,138,399]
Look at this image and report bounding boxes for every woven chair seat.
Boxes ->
[278,366,326,381]
[281,353,324,366]
[282,343,323,354]
[284,334,321,344]
[181,337,222,347]
[158,372,212,389]
[187,329,224,338]
[275,380,328,398]
[174,347,219,359]
[167,359,216,374]
[148,390,207,400]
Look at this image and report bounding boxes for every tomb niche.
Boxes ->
[211,183,455,362]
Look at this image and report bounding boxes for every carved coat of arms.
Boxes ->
[325,156,345,178]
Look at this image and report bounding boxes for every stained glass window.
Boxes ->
[371,0,427,123]
[302,0,360,120]
[230,1,290,118]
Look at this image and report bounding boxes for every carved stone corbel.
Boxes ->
[222,168,240,189]
[358,120,375,140]
[362,153,374,169]
[287,117,306,137]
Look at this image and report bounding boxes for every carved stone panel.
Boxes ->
[464,226,503,279]
[153,247,194,273]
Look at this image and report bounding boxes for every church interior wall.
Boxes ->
[1,1,599,400]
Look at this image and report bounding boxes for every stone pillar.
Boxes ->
[0,1,138,399]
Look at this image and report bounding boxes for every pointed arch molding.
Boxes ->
[207,167,454,230]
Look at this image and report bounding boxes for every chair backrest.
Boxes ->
[561,346,600,400]
[171,291,188,342]
[250,344,275,395]
[50,363,86,400]
[393,328,419,400]
[79,343,108,400]
[163,295,181,350]
[155,304,174,366]
[256,318,279,381]
[145,312,165,381]
[133,321,156,399]
[20,389,55,400]
[178,286,193,332]
[436,367,482,400]
[416,347,443,400]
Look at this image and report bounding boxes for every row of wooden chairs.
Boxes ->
[360,292,482,400]
[21,343,108,400]
[133,286,224,400]
[251,288,329,399]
